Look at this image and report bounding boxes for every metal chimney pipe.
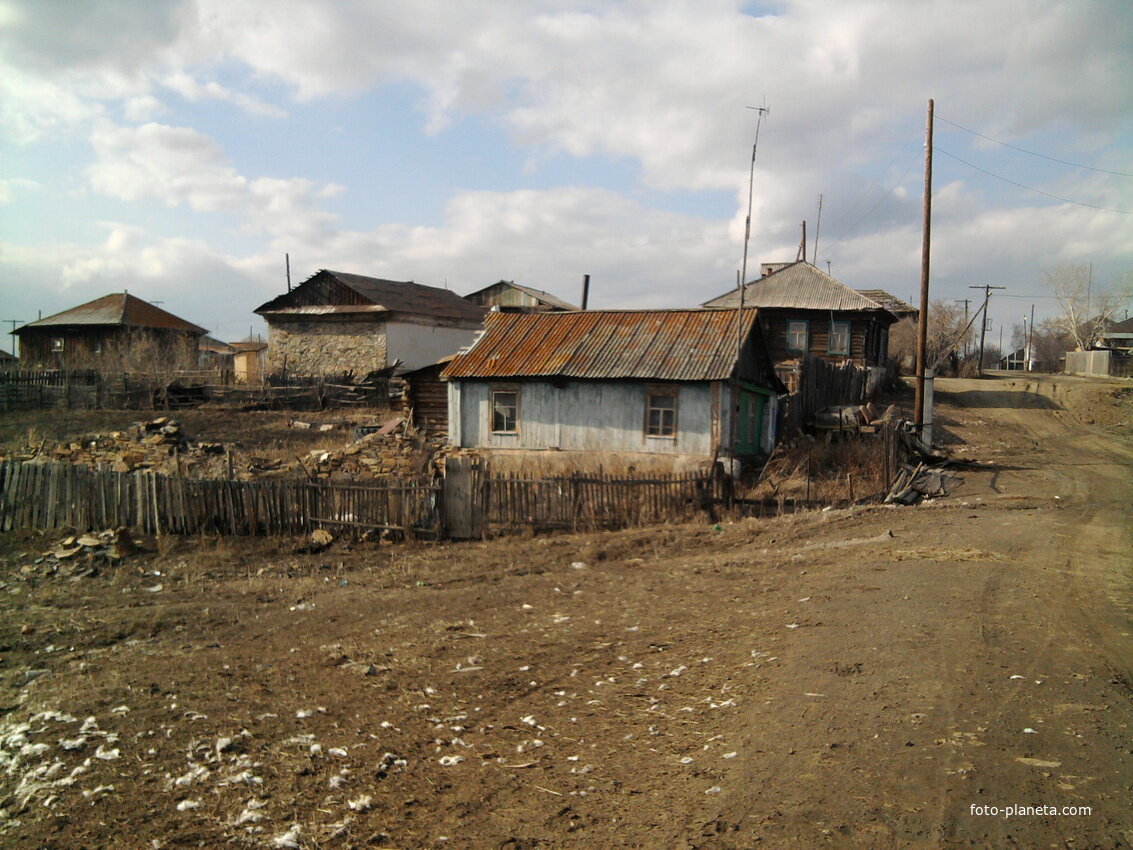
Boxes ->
[580,274,590,310]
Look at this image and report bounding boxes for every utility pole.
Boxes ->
[970,284,1006,376]
[2,319,24,357]
[812,194,823,265]
[914,98,934,433]
[1027,303,1035,370]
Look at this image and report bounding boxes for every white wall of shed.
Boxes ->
[453,380,716,455]
[385,322,481,373]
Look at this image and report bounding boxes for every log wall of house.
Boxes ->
[407,366,449,438]
[760,312,885,367]
[18,328,199,372]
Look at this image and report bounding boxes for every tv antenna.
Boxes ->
[739,101,770,289]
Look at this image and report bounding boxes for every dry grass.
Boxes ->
[745,432,895,508]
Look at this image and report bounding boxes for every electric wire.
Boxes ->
[934,147,1133,215]
[936,114,1133,178]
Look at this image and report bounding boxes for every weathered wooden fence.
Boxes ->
[442,463,722,538]
[779,355,884,435]
[0,460,439,537]
[0,370,397,412]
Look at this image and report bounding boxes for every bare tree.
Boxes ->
[1047,264,1128,350]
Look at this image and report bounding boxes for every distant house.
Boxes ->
[15,293,205,372]
[254,270,487,376]
[702,262,896,370]
[442,309,785,459]
[230,340,268,383]
[1096,316,1133,351]
[463,281,579,313]
[199,336,236,371]
[0,349,17,371]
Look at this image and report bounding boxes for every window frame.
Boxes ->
[786,320,809,353]
[828,320,851,356]
[644,389,678,439]
[490,388,519,434]
[51,337,65,353]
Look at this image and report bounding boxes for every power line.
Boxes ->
[936,114,1133,178]
[934,147,1133,215]
[822,146,921,254]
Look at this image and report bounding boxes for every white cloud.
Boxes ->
[85,121,342,242]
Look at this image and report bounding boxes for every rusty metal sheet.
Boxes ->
[442,309,758,382]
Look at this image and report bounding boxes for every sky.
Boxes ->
[2,0,1131,354]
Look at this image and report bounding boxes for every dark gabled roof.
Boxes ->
[229,340,268,353]
[16,293,206,335]
[255,270,487,324]
[199,335,236,354]
[1102,315,1133,334]
[443,309,759,382]
[703,261,890,314]
[856,290,917,316]
[464,281,579,311]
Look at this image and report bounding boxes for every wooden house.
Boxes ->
[198,336,236,371]
[703,262,896,370]
[230,340,268,383]
[463,281,579,313]
[254,270,487,377]
[442,309,785,460]
[15,293,205,372]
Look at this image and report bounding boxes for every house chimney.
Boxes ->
[580,274,590,310]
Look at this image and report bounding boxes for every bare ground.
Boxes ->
[1,373,1131,848]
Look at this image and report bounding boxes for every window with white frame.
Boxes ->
[645,392,677,437]
[51,338,65,352]
[829,321,851,355]
[491,390,518,433]
[787,321,808,352]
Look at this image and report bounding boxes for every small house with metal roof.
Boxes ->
[703,261,896,369]
[463,280,579,313]
[441,308,784,459]
[15,293,205,371]
[254,270,487,376]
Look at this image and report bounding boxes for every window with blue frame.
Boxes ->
[787,320,808,352]
[829,321,851,355]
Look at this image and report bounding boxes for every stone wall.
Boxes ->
[266,318,388,376]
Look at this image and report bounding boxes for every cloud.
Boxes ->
[86,121,342,241]
[162,71,286,118]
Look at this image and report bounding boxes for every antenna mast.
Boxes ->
[730,102,769,491]
[739,103,769,290]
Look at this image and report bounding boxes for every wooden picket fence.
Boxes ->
[479,470,721,535]
[0,460,440,538]
[0,458,726,541]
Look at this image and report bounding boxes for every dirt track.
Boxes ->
[1,374,1131,848]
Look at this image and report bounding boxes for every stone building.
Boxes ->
[254,270,486,377]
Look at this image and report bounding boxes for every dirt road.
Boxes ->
[1,374,1130,848]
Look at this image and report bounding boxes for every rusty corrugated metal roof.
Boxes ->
[256,270,487,324]
[17,293,206,334]
[702,261,886,312]
[442,309,758,381]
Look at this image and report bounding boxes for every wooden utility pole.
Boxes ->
[3,319,24,357]
[914,99,933,432]
[812,194,823,265]
[970,283,1006,375]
